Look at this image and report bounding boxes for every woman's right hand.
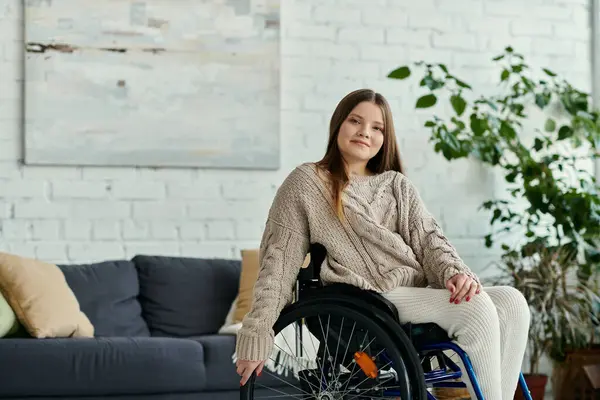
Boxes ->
[236,359,266,386]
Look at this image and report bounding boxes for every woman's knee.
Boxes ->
[486,286,531,326]
[457,290,499,328]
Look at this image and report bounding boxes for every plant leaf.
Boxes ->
[534,138,544,151]
[544,118,556,132]
[388,66,411,79]
[558,126,573,140]
[415,94,437,108]
[535,93,550,108]
[450,95,467,116]
[420,76,444,90]
[454,78,472,89]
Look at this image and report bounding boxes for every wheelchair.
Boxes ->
[240,244,533,400]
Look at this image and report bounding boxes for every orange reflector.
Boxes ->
[354,351,378,379]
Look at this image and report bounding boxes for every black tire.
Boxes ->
[240,302,428,400]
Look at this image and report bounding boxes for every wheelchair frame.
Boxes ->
[294,244,534,400]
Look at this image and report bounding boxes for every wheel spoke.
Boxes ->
[336,333,377,395]
[339,357,393,400]
[252,382,307,400]
[275,335,320,395]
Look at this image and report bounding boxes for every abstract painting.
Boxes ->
[23,0,280,169]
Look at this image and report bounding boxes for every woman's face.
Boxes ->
[337,101,385,166]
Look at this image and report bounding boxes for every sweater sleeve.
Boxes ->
[396,175,480,289]
[235,168,310,362]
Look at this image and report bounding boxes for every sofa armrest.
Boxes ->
[0,337,206,398]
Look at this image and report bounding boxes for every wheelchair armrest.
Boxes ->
[297,265,317,281]
[297,243,326,282]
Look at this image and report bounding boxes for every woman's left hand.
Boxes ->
[446,273,480,304]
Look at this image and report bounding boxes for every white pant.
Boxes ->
[383,286,530,400]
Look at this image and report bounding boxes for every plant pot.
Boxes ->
[514,374,547,400]
[552,348,600,400]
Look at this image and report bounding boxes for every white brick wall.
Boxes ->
[0,0,592,274]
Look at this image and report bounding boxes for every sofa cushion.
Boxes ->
[188,334,295,391]
[58,260,150,337]
[188,334,238,391]
[0,337,206,397]
[0,252,94,338]
[133,255,240,337]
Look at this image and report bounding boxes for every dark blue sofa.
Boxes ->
[0,255,285,399]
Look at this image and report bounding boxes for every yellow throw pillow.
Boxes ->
[232,249,261,324]
[220,249,311,333]
[0,252,94,338]
[0,289,19,337]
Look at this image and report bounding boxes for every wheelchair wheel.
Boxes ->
[240,302,428,400]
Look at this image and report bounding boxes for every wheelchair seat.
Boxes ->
[298,244,453,349]
[305,282,452,348]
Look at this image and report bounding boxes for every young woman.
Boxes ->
[235,89,530,400]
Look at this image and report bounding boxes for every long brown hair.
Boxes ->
[316,89,404,220]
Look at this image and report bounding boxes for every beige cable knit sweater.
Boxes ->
[235,162,480,361]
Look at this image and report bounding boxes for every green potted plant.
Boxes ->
[387,46,600,398]
[491,241,599,399]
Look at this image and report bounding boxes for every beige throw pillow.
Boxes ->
[220,249,310,334]
[0,252,94,338]
[232,249,261,324]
